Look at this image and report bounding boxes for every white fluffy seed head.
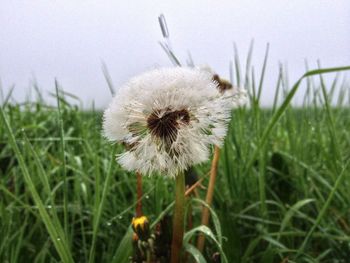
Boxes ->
[103,67,238,178]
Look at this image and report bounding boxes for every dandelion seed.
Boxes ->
[103,67,235,177]
[198,65,248,108]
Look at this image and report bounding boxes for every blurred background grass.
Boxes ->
[1,51,350,262]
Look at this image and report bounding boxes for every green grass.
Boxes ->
[1,56,350,262]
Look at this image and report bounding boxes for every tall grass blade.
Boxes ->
[101,61,116,96]
[88,147,116,263]
[0,107,74,263]
[55,83,70,245]
[296,160,350,258]
[245,66,350,174]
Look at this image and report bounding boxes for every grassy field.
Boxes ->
[1,58,350,263]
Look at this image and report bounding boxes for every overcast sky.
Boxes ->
[1,1,349,107]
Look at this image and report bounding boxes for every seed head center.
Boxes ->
[147,108,190,142]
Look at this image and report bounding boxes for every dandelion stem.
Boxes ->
[184,176,206,197]
[197,146,220,252]
[146,250,151,263]
[136,171,143,217]
[170,171,185,263]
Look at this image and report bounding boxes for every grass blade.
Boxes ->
[88,147,116,263]
[296,160,350,258]
[0,106,74,263]
[184,244,207,263]
[244,66,350,174]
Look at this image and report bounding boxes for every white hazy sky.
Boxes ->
[1,1,350,107]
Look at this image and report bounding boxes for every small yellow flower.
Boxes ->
[132,216,150,241]
[132,216,148,231]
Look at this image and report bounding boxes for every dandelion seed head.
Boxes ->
[103,67,235,177]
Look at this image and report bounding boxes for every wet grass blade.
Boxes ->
[0,106,74,263]
[111,227,133,263]
[244,66,350,174]
[55,83,70,245]
[184,244,207,263]
[296,160,350,258]
[88,147,116,263]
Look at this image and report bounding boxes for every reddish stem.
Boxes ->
[136,171,143,217]
[197,146,220,252]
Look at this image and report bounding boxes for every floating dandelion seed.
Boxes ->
[103,67,235,177]
[198,65,248,107]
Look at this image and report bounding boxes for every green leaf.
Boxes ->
[191,198,223,245]
[184,243,207,263]
[278,199,315,240]
[111,226,133,263]
[184,225,228,263]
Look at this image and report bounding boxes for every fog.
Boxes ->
[1,1,349,108]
